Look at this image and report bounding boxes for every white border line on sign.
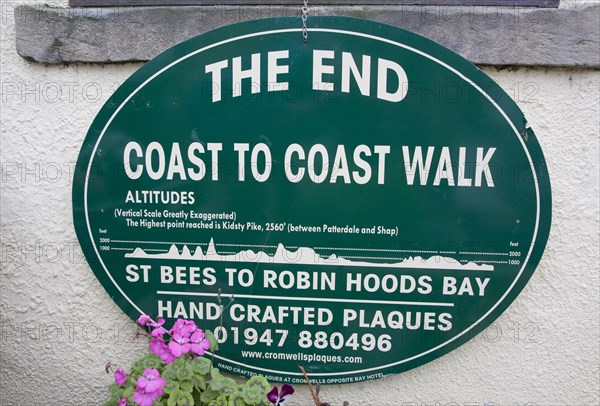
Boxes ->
[156,290,455,307]
[83,27,541,377]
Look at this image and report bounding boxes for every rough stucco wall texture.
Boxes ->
[1,1,599,405]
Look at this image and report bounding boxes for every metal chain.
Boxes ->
[301,0,309,43]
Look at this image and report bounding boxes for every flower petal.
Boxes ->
[136,314,150,326]
[151,327,166,337]
[143,368,160,380]
[266,386,279,403]
[190,330,205,343]
[114,369,127,386]
[279,384,295,398]
[190,344,205,356]
[137,377,149,390]
[133,390,157,406]
[149,338,166,355]
[159,350,176,364]
[168,341,182,358]
[149,317,165,328]
[145,379,162,393]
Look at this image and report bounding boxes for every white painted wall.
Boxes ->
[1,1,598,405]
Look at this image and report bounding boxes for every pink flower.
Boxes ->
[137,314,151,326]
[189,330,211,356]
[133,389,161,406]
[114,368,127,386]
[267,384,295,405]
[133,369,166,406]
[137,368,167,394]
[168,333,191,358]
[149,337,176,364]
[149,318,165,328]
[158,350,176,364]
[151,327,167,337]
[117,397,128,406]
[150,318,167,337]
[169,318,197,337]
[149,337,165,354]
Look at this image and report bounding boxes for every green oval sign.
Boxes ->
[73,17,551,384]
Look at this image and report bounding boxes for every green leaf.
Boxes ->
[210,368,223,382]
[180,379,194,393]
[108,385,124,403]
[224,378,240,395]
[177,364,194,381]
[205,330,219,352]
[102,399,118,406]
[131,353,164,373]
[191,356,212,375]
[168,356,185,372]
[162,363,178,381]
[108,383,121,395]
[167,389,195,406]
[208,395,228,406]
[194,373,207,391]
[164,380,180,395]
[171,357,195,381]
[200,389,220,403]
[192,389,202,405]
[228,391,248,406]
[242,376,271,405]
[122,386,135,398]
[244,376,270,393]
[209,372,238,395]
[242,385,267,405]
